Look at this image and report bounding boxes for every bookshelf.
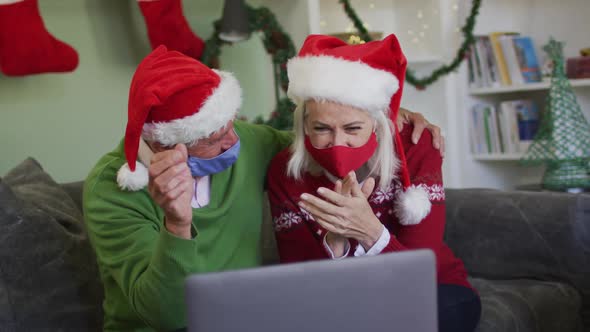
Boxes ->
[468,79,590,161]
[456,0,590,189]
[469,78,590,96]
[472,153,524,161]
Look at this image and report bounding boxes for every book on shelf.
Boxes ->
[470,103,502,154]
[499,99,540,153]
[512,99,540,151]
[474,37,491,88]
[469,105,485,154]
[482,36,502,87]
[470,99,540,156]
[469,35,502,88]
[489,32,516,85]
[499,34,525,85]
[498,101,522,153]
[468,44,483,88]
[468,32,543,89]
[467,48,477,87]
[512,36,542,83]
[478,36,501,87]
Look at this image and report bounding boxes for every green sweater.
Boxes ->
[83,121,291,331]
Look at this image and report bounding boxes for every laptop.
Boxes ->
[185,250,437,332]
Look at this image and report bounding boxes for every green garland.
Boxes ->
[340,0,481,90]
[199,1,480,129]
[201,5,296,129]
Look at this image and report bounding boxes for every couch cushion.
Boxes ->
[445,189,590,328]
[0,158,103,331]
[471,277,583,332]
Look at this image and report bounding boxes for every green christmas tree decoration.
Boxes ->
[520,38,590,191]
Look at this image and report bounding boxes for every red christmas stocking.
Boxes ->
[138,0,205,60]
[0,0,79,76]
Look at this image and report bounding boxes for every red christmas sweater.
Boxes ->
[267,125,472,289]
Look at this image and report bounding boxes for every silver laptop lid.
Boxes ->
[185,250,437,332]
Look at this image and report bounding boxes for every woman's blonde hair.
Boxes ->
[286,100,399,189]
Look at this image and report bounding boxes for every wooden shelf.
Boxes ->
[472,153,524,161]
[468,78,590,96]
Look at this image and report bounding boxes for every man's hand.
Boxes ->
[148,144,194,239]
[397,107,445,157]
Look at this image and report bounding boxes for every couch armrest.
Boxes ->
[444,188,590,290]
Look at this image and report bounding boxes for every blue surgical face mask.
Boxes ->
[187,138,241,177]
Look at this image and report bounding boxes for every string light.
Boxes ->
[347,35,366,44]
[336,3,442,48]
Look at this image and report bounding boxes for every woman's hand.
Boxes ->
[323,176,356,257]
[299,172,383,251]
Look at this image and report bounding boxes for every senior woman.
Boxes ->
[266,34,481,332]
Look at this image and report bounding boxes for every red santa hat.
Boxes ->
[286,34,430,225]
[117,45,242,191]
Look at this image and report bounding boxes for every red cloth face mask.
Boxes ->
[304,132,378,178]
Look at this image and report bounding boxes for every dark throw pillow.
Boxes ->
[0,158,103,331]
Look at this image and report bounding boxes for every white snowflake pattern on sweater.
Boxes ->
[273,211,303,231]
[420,183,445,201]
[369,182,400,204]
[274,184,445,231]
[370,181,445,204]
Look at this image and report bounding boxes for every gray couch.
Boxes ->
[444,189,589,332]
[1,158,589,331]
